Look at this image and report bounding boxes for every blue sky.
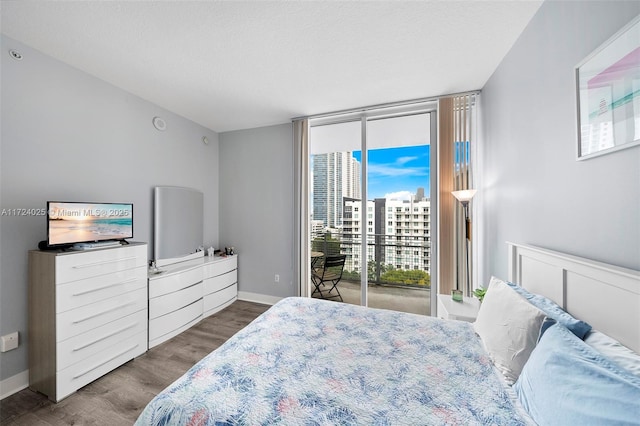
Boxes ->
[353,145,430,200]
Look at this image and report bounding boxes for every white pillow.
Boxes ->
[473,277,546,384]
[584,330,640,378]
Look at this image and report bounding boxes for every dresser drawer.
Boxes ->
[56,287,147,342]
[149,266,202,299]
[149,298,202,344]
[56,245,147,284]
[149,282,203,320]
[203,283,237,315]
[56,266,147,313]
[57,309,147,371]
[204,270,237,295]
[203,256,237,279]
[56,331,146,402]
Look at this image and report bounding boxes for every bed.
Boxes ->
[136,243,640,425]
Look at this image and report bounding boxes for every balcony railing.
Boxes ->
[311,231,431,289]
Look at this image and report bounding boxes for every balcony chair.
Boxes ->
[311,254,346,302]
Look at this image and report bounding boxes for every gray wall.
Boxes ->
[219,124,296,299]
[0,36,220,380]
[481,1,640,282]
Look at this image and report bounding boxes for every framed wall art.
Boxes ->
[576,15,640,160]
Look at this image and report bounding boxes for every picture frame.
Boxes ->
[575,15,640,160]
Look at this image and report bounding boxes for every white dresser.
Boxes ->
[203,256,238,318]
[148,258,203,349]
[28,242,148,402]
[148,255,238,349]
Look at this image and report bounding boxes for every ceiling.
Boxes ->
[1,1,543,133]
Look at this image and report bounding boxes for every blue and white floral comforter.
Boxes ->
[136,297,528,425]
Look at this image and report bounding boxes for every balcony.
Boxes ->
[311,231,431,315]
[311,279,431,315]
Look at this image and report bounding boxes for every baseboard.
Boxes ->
[237,291,283,306]
[0,370,28,400]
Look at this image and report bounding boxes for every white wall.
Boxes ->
[481,1,640,282]
[0,35,220,381]
[219,124,296,300]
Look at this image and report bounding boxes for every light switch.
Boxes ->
[0,332,19,352]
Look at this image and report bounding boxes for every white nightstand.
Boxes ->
[437,295,481,322]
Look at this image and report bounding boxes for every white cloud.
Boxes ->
[384,191,413,200]
[368,164,428,177]
[396,156,418,165]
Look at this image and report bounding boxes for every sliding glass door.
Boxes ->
[310,121,363,304]
[365,113,432,315]
[308,105,436,315]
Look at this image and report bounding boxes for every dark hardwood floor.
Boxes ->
[0,300,271,425]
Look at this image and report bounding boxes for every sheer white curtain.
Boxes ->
[293,119,310,296]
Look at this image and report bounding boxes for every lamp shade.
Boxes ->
[451,189,477,203]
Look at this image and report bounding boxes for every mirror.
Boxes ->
[153,186,203,266]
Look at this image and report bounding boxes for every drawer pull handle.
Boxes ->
[72,322,139,351]
[72,278,139,296]
[72,343,139,379]
[72,256,138,269]
[72,302,135,324]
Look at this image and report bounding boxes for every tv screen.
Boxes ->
[47,201,133,246]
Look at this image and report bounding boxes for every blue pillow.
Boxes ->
[514,323,640,426]
[506,281,591,339]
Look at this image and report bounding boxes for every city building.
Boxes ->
[312,152,361,228]
[341,189,431,277]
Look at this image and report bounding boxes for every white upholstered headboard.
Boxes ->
[507,242,640,353]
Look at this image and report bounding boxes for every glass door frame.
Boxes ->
[307,102,438,316]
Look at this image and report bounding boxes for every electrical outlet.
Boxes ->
[274,274,280,283]
[0,332,19,352]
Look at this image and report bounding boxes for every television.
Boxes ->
[46,201,133,247]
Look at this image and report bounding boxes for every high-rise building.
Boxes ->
[312,152,361,228]
[341,189,431,276]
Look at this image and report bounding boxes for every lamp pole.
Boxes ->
[462,201,471,296]
[452,189,476,297]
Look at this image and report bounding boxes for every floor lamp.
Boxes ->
[451,189,477,301]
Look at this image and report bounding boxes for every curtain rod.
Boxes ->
[291,89,480,122]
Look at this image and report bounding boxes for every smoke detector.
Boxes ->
[9,49,23,60]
